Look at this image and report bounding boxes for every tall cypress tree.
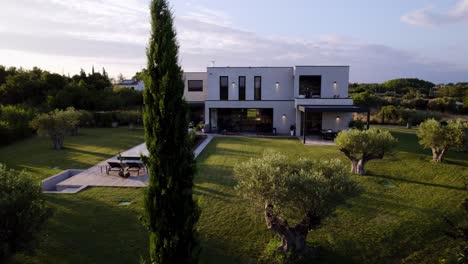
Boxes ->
[143,0,199,263]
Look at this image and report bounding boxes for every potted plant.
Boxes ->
[290,124,296,136]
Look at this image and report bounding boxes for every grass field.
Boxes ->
[2,126,467,263]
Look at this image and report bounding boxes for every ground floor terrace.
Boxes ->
[189,102,369,138]
[296,105,370,143]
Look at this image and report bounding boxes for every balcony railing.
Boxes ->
[294,97,353,108]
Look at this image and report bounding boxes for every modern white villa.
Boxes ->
[117,79,145,91]
[183,66,369,141]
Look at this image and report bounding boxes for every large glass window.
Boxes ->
[238,76,246,100]
[299,76,322,98]
[187,80,203,92]
[254,76,261,100]
[220,76,228,100]
[215,108,273,133]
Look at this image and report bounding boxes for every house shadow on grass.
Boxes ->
[36,191,148,264]
[194,185,234,202]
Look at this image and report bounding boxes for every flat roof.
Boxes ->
[295,65,349,68]
[207,66,293,69]
[206,65,349,69]
[298,105,368,112]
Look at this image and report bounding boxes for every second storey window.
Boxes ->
[254,76,261,100]
[220,76,228,100]
[188,80,203,92]
[238,76,246,100]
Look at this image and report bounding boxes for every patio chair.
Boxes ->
[321,129,335,140]
[106,161,124,175]
[125,162,145,175]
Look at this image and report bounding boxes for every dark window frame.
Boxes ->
[254,76,262,101]
[299,75,322,98]
[220,76,229,100]
[187,80,204,92]
[238,76,246,101]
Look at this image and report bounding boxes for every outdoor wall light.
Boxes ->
[282,114,286,119]
[336,116,340,121]
[276,82,280,89]
[232,82,236,89]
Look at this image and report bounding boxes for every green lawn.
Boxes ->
[2,127,467,263]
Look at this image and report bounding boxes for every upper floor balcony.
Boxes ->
[294,97,353,108]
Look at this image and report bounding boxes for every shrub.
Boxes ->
[0,164,52,260]
[428,97,457,112]
[115,110,141,125]
[0,105,35,146]
[349,119,366,130]
[78,110,94,127]
[195,121,205,131]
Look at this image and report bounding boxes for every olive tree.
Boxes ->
[234,151,359,256]
[335,128,398,175]
[379,105,399,124]
[417,119,465,163]
[30,107,80,150]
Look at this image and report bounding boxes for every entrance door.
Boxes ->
[301,112,322,135]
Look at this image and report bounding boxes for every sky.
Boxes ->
[0,0,467,83]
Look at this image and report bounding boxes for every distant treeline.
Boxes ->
[350,78,468,114]
[0,65,142,111]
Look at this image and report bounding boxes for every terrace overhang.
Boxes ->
[298,105,370,144]
[297,105,369,113]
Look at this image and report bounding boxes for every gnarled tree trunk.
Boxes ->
[264,203,320,254]
[340,148,383,175]
[351,159,366,175]
[431,147,447,163]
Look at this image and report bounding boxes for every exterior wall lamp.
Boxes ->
[232,82,236,89]
[275,82,280,89]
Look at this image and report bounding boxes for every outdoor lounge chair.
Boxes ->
[117,156,141,161]
[125,162,145,175]
[106,161,124,175]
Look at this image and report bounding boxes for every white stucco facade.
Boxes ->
[183,72,207,103]
[182,65,363,136]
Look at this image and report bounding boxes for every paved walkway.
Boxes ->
[51,135,214,192]
[302,136,336,146]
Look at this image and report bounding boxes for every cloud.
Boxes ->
[401,0,468,26]
[0,0,467,82]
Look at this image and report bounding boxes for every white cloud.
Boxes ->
[401,0,468,26]
[0,0,467,82]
